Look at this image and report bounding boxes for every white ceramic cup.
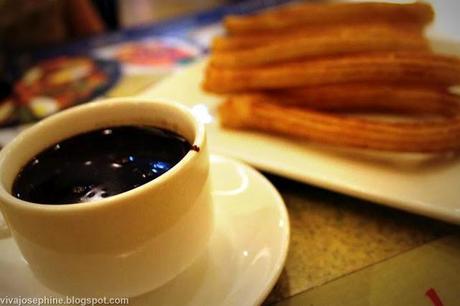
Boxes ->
[0,98,213,297]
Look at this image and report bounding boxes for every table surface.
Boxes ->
[261,173,458,305]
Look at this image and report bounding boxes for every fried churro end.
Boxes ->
[218,96,254,129]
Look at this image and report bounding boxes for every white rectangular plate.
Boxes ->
[140,38,460,224]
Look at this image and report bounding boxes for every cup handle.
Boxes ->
[0,210,10,239]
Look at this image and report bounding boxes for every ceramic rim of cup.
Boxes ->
[0,98,206,211]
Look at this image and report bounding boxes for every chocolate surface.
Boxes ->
[12,126,191,204]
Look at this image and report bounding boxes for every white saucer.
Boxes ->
[0,155,290,306]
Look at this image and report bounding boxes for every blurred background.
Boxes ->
[0,0,244,53]
[4,1,201,49]
[0,0,250,133]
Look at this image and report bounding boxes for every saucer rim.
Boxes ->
[210,154,290,306]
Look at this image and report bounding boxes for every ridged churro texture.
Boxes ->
[244,85,460,115]
[224,2,434,34]
[210,24,429,68]
[211,22,426,52]
[204,52,460,93]
[218,96,460,153]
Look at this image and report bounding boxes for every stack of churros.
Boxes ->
[203,1,460,153]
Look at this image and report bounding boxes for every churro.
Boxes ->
[224,2,434,34]
[210,26,428,67]
[260,85,460,115]
[218,96,460,153]
[212,23,425,52]
[204,52,460,93]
